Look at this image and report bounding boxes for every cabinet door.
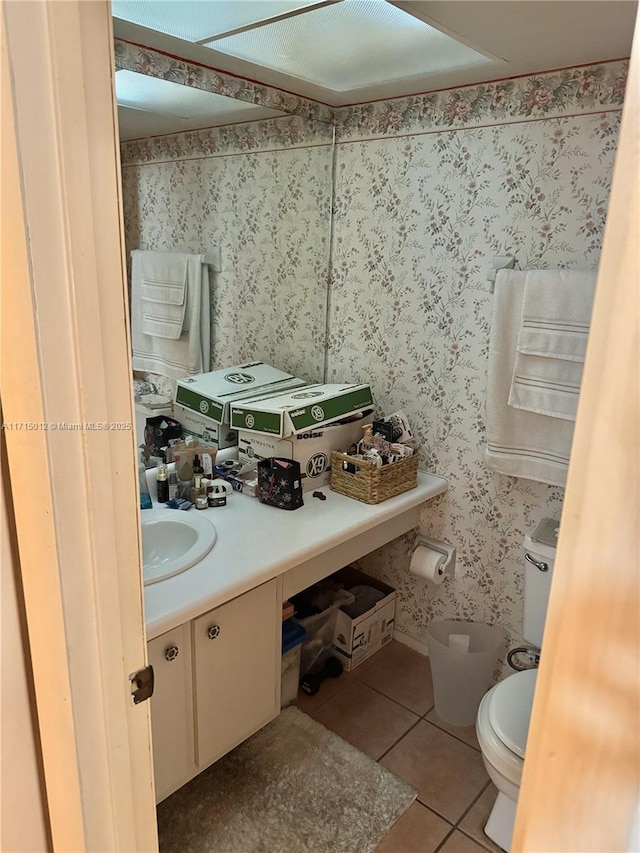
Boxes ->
[193,579,280,768]
[147,624,195,802]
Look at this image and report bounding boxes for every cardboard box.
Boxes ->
[175,362,307,425]
[173,403,239,449]
[330,567,396,671]
[230,383,374,438]
[173,362,307,449]
[238,410,373,491]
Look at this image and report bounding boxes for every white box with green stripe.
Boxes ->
[173,362,307,448]
[230,384,374,437]
[234,384,374,491]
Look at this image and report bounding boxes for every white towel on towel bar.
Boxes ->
[131,250,211,380]
[485,269,575,486]
[508,270,596,421]
[138,252,188,340]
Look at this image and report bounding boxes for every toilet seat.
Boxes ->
[489,668,537,759]
[476,669,538,786]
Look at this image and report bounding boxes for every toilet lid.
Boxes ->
[488,669,538,759]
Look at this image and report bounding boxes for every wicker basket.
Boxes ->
[330,450,419,504]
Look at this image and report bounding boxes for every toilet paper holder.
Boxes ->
[412,535,456,579]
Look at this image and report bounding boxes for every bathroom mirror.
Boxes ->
[114,15,335,388]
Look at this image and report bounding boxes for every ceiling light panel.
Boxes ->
[112,0,322,42]
[115,69,269,119]
[205,0,492,92]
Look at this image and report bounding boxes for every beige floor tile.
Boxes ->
[310,680,419,760]
[295,645,385,714]
[295,665,355,714]
[425,709,480,751]
[459,785,503,853]
[439,830,489,853]
[376,802,451,853]
[359,640,435,715]
[380,721,488,823]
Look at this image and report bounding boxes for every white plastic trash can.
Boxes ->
[427,620,505,726]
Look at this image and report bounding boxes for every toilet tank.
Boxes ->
[523,522,557,648]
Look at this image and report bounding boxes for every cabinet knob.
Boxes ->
[164,645,179,662]
[207,625,221,640]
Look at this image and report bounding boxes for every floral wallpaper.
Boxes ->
[329,61,625,671]
[114,38,335,125]
[122,115,334,385]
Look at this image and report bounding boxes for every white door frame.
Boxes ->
[514,14,640,851]
[2,1,157,849]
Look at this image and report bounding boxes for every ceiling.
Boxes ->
[113,0,637,140]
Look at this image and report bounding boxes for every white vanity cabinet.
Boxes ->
[147,623,195,801]
[144,473,448,802]
[147,579,280,802]
[193,578,280,769]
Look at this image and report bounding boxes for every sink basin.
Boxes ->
[140,509,217,585]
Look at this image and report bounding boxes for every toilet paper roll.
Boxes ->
[409,545,447,584]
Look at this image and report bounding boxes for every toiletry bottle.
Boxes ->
[156,465,169,503]
[193,454,203,476]
[201,452,213,478]
[168,472,178,501]
[138,462,153,510]
[190,472,204,504]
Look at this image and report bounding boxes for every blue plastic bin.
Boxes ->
[281,620,306,707]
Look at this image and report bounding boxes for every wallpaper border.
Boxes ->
[120,114,334,166]
[336,59,628,142]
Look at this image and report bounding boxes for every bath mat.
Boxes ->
[157,706,416,853]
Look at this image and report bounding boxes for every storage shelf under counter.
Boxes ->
[142,468,448,641]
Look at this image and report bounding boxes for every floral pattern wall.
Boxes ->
[121,115,334,386]
[328,60,626,665]
[122,57,627,671]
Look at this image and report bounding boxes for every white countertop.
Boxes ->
[142,470,447,640]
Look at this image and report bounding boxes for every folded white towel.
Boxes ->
[131,250,211,380]
[509,354,583,421]
[508,270,596,421]
[485,270,575,486]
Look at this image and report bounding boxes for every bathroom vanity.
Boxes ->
[143,472,447,801]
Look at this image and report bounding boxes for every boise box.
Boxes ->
[172,403,239,449]
[230,383,374,438]
[330,567,396,672]
[238,410,373,491]
[173,362,307,449]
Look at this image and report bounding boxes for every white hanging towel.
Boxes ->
[485,270,576,487]
[508,269,596,421]
[131,250,211,380]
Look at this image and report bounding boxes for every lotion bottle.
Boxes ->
[156,465,169,503]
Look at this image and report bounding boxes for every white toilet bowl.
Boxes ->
[476,668,538,852]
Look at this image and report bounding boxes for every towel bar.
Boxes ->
[487,256,515,291]
[130,248,221,268]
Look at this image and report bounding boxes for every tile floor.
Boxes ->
[297,640,503,853]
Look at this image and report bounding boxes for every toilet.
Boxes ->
[476,525,557,851]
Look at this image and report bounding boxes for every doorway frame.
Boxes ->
[2,1,157,849]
